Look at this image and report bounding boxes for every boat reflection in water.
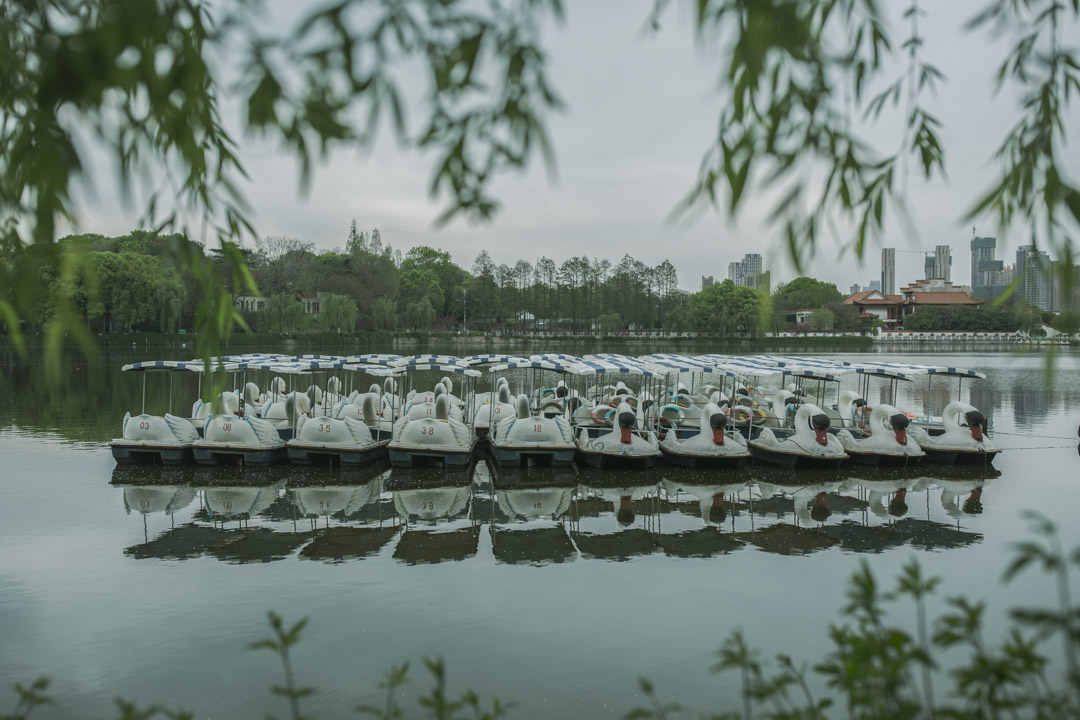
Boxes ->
[113,460,1001,564]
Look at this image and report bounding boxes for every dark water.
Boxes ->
[1,348,1078,718]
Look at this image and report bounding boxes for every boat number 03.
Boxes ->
[139,421,151,430]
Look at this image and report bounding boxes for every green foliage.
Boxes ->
[771,277,845,312]
[318,294,359,334]
[1052,311,1080,335]
[405,299,437,331]
[260,294,307,334]
[598,312,623,333]
[902,305,1022,332]
[370,299,399,331]
[809,308,835,331]
[687,280,765,336]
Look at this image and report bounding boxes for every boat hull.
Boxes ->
[842,449,924,467]
[110,442,193,466]
[388,445,477,469]
[659,448,748,469]
[922,448,1000,465]
[575,449,659,469]
[192,444,288,466]
[287,442,389,466]
[489,445,576,468]
[748,445,846,469]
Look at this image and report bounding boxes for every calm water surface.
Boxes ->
[1,347,1078,718]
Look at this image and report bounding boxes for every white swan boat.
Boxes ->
[661,477,749,525]
[659,401,750,467]
[836,403,925,466]
[111,360,215,464]
[388,363,480,468]
[287,364,397,465]
[748,403,848,468]
[909,401,1000,464]
[490,394,576,467]
[570,361,663,469]
[484,359,577,466]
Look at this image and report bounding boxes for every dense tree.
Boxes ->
[771,277,844,312]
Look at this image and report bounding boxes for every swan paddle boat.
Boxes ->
[486,359,577,466]
[287,364,397,465]
[111,360,219,464]
[659,401,750,467]
[748,403,848,468]
[570,360,663,469]
[388,363,480,468]
[836,403,925,466]
[909,401,1000,464]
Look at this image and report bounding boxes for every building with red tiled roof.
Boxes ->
[844,279,983,326]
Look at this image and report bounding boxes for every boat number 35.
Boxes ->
[318,424,332,432]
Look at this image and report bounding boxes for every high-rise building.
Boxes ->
[881,248,895,295]
[850,283,860,295]
[1016,245,1052,310]
[971,236,996,287]
[701,275,715,290]
[867,280,881,293]
[934,245,952,282]
[924,253,936,281]
[727,261,741,284]
[728,254,764,289]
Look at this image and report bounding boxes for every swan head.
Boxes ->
[963,409,987,441]
[440,377,454,396]
[434,384,447,401]
[369,383,382,397]
[555,380,568,398]
[497,384,511,404]
[807,409,831,446]
[615,381,629,397]
[272,377,286,395]
[889,488,909,517]
[327,376,342,394]
[616,402,636,444]
[515,394,530,419]
[703,403,727,446]
[889,411,910,446]
[676,382,690,395]
[383,377,396,395]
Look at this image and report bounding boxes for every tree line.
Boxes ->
[10,223,1060,338]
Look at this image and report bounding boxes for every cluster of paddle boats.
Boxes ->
[110,352,1000,470]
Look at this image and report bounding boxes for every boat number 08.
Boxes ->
[223,422,233,432]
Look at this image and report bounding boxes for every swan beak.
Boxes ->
[620,426,633,445]
[969,424,984,441]
[712,428,725,446]
[894,428,907,445]
[814,428,828,446]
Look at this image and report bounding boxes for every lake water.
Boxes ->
[1,347,1078,718]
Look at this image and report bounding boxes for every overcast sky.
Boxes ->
[72,0,1080,293]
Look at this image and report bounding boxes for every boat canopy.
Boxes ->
[855,361,985,379]
[396,362,482,377]
[121,360,237,372]
[488,359,575,373]
[339,363,400,377]
[644,358,742,378]
[391,354,467,367]
[569,360,661,377]
[462,354,528,366]
[530,353,582,363]
[852,366,915,381]
[344,353,402,365]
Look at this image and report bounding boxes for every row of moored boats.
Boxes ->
[110,352,1000,470]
